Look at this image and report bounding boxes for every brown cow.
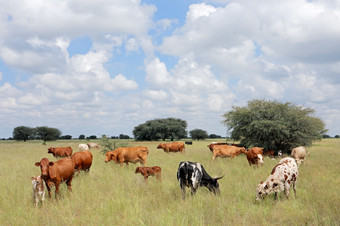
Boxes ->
[263,150,275,158]
[135,166,162,182]
[105,146,149,166]
[211,145,247,160]
[157,142,185,153]
[48,147,73,158]
[35,158,75,198]
[207,143,239,152]
[246,147,264,166]
[71,151,93,173]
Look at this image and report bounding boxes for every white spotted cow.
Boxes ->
[177,161,223,199]
[31,175,45,207]
[256,157,298,201]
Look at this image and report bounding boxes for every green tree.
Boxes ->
[335,135,339,138]
[209,134,222,139]
[190,129,208,140]
[133,118,187,141]
[223,99,327,153]
[13,126,33,141]
[35,126,61,141]
[79,134,85,139]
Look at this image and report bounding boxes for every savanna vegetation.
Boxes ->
[0,138,339,225]
[223,99,327,153]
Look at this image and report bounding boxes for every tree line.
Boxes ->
[10,99,332,153]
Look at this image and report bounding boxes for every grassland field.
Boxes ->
[0,139,339,225]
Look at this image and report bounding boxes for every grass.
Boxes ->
[0,139,340,225]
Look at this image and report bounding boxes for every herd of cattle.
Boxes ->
[31,141,308,206]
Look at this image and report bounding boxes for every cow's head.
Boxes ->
[135,167,141,174]
[156,144,164,149]
[104,151,113,163]
[31,175,42,189]
[257,154,264,165]
[256,181,269,201]
[206,176,224,195]
[47,147,54,154]
[240,147,247,154]
[35,158,51,178]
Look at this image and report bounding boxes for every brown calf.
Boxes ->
[135,166,162,182]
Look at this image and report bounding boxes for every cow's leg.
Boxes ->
[292,181,297,198]
[284,183,290,199]
[66,176,73,192]
[274,192,278,200]
[180,184,186,199]
[44,180,52,198]
[55,181,61,199]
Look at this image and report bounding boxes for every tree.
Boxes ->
[79,134,85,139]
[335,135,339,138]
[87,135,97,139]
[223,99,327,153]
[209,134,222,139]
[13,126,33,141]
[119,134,130,139]
[60,135,72,139]
[35,126,61,141]
[133,118,187,141]
[190,129,208,140]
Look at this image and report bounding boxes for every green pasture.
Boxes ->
[0,139,339,225]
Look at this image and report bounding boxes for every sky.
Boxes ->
[0,0,340,139]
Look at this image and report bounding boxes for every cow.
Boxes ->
[246,147,264,166]
[31,175,45,207]
[263,150,275,158]
[291,146,307,165]
[78,143,89,151]
[177,161,224,199]
[185,141,193,145]
[135,166,162,182]
[47,147,73,158]
[105,146,149,166]
[88,142,100,149]
[207,143,239,152]
[71,151,93,173]
[157,142,185,153]
[210,145,247,160]
[256,157,298,201]
[35,157,75,198]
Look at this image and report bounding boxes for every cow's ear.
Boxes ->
[31,177,34,180]
[49,162,54,166]
[35,162,40,167]
[260,181,263,184]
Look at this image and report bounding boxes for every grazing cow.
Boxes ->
[78,143,89,151]
[105,146,149,166]
[207,143,239,152]
[157,142,185,153]
[48,147,73,158]
[35,158,75,198]
[71,150,93,173]
[177,161,224,199]
[88,142,100,149]
[185,141,193,145]
[263,150,275,158]
[211,145,247,160]
[256,157,298,201]
[31,175,45,207]
[135,166,162,182]
[291,146,307,165]
[246,147,264,166]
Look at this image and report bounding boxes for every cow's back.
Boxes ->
[72,151,93,170]
[49,158,75,180]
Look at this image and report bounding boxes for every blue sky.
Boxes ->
[0,0,340,139]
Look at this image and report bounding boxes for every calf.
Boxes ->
[135,166,162,182]
[246,147,264,166]
[256,157,298,201]
[177,161,223,199]
[31,175,45,207]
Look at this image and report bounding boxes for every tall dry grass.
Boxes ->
[0,139,339,225]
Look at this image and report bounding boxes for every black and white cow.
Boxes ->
[177,161,223,199]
